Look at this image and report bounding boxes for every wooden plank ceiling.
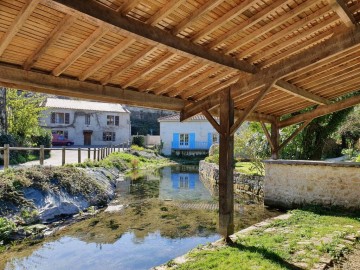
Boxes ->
[0,0,360,127]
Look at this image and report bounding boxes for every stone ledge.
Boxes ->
[263,159,360,168]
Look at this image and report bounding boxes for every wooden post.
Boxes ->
[39,145,44,165]
[271,122,280,160]
[97,148,100,161]
[78,148,81,163]
[88,148,91,159]
[93,148,96,160]
[219,88,235,240]
[62,146,66,165]
[3,144,9,170]
[101,148,104,159]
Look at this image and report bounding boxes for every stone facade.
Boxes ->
[264,160,360,209]
[198,160,264,197]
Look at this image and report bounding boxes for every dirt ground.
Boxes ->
[330,246,360,270]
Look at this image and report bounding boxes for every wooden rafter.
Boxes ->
[139,58,191,91]
[202,110,221,134]
[156,62,206,96]
[23,14,76,70]
[190,0,262,43]
[117,0,142,14]
[101,46,157,85]
[146,0,184,26]
[260,122,275,150]
[52,26,110,76]
[230,82,276,135]
[329,0,357,27]
[171,0,223,36]
[52,0,258,74]
[278,119,313,151]
[121,51,174,88]
[207,0,293,50]
[0,65,185,111]
[238,5,332,60]
[0,0,41,56]
[275,81,331,105]
[225,1,321,55]
[78,37,136,81]
[279,94,360,128]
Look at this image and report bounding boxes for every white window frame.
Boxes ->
[85,114,90,125]
[179,133,189,148]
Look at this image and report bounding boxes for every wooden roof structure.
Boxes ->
[1,0,360,238]
[0,0,359,129]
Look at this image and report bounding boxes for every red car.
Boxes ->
[52,134,74,146]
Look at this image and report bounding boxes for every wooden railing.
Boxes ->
[1,141,131,170]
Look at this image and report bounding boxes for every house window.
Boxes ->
[107,115,119,126]
[52,130,68,139]
[212,133,219,144]
[179,175,190,189]
[85,114,90,125]
[103,132,116,141]
[179,133,189,147]
[51,112,70,124]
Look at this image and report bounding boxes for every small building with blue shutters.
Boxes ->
[158,114,219,156]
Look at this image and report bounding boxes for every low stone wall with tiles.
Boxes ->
[199,160,264,197]
[264,160,360,209]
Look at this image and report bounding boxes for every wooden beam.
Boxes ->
[260,122,275,150]
[271,122,280,159]
[275,80,331,105]
[279,94,360,128]
[52,0,257,74]
[23,14,76,70]
[190,0,259,42]
[191,25,360,114]
[52,26,110,76]
[278,119,313,151]
[117,0,142,14]
[0,64,186,111]
[121,51,174,88]
[329,0,357,27]
[0,0,41,56]
[78,37,136,81]
[218,87,234,239]
[230,82,275,135]
[146,0,184,26]
[101,46,156,85]
[202,110,221,134]
[171,0,223,36]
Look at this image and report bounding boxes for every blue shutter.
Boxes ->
[207,132,212,148]
[189,133,195,149]
[172,174,179,189]
[189,174,196,189]
[172,133,179,148]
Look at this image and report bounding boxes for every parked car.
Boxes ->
[52,134,74,146]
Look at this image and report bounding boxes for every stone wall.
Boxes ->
[264,160,360,209]
[199,160,263,197]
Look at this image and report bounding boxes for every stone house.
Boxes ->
[158,114,219,156]
[41,98,131,146]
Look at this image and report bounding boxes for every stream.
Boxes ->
[1,165,281,270]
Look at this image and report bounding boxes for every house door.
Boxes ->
[83,131,92,145]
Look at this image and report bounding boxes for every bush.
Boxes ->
[132,136,145,147]
[205,154,219,164]
[356,154,360,162]
[0,217,16,242]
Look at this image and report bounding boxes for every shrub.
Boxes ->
[0,217,16,242]
[131,144,144,151]
[356,154,360,162]
[132,136,145,147]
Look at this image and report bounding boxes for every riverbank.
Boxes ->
[155,207,360,270]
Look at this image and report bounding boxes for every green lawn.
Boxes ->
[173,208,360,270]
[234,162,263,175]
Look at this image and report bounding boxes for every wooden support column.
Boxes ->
[218,88,234,239]
[39,145,44,165]
[271,121,280,160]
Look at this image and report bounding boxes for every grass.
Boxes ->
[234,162,263,175]
[174,208,360,270]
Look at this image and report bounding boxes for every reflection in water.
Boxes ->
[3,165,281,270]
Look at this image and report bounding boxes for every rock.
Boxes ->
[105,204,124,213]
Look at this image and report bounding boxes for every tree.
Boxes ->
[337,106,360,149]
[6,89,47,146]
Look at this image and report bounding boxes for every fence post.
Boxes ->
[88,148,91,159]
[101,148,104,159]
[40,145,44,166]
[4,144,9,170]
[97,148,100,161]
[93,148,96,160]
[62,147,66,166]
[118,144,120,152]
[78,148,81,163]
